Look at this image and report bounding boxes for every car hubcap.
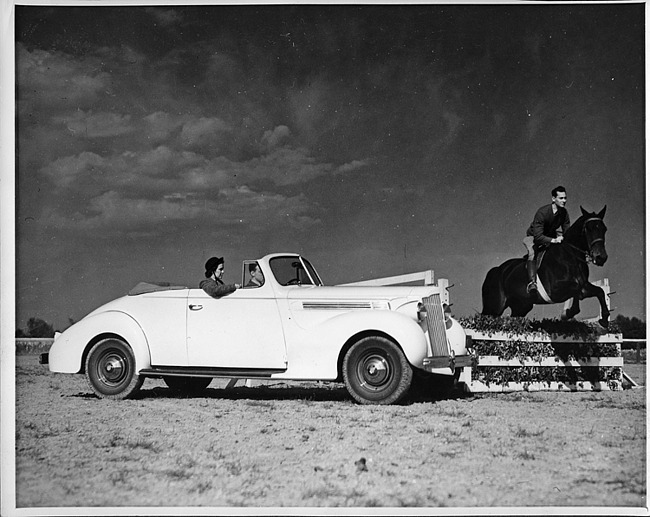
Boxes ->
[98,351,127,385]
[359,353,392,388]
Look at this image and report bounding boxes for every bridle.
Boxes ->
[567,217,605,263]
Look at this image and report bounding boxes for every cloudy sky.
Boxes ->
[12,2,645,331]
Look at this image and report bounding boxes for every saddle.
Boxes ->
[522,249,546,269]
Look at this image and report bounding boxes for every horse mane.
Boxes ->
[564,214,589,242]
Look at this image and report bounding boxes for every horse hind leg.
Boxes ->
[509,299,534,318]
[481,267,507,316]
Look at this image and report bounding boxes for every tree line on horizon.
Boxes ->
[15,317,75,338]
[15,314,647,340]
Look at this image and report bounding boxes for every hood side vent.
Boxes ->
[302,301,388,310]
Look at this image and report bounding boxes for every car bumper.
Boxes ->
[421,353,474,372]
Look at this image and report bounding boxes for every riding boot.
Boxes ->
[526,260,538,293]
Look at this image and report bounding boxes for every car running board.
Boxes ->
[139,366,287,379]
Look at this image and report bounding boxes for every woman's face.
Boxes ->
[215,263,225,279]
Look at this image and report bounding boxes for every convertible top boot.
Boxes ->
[526,260,538,293]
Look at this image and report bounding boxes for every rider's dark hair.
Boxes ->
[552,185,566,197]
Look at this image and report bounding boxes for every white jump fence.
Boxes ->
[459,330,628,393]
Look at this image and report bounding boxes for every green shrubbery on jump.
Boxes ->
[458,315,623,392]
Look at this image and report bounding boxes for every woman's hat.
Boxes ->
[205,256,224,276]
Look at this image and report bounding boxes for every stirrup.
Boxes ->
[527,281,538,293]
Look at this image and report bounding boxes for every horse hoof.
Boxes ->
[598,319,609,329]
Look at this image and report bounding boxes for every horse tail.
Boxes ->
[481,265,507,316]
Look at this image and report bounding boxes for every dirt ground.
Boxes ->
[13,353,647,511]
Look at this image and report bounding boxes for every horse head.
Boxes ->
[579,205,608,266]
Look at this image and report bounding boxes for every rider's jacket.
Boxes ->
[526,203,570,249]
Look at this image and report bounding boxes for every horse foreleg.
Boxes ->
[581,282,610,328]
[562,296,580,320]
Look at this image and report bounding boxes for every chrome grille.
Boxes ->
[423,294,450,357]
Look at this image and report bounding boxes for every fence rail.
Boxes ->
[621,339,646,364]
[15,338,54,354]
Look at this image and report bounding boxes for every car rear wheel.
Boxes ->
[85,338,143,400]
[164,376,212,396]
[342,336,413,405]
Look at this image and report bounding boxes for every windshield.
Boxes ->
[269,256,322,286]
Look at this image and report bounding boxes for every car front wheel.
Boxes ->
[342,336,413,405]
[85,338,144,400]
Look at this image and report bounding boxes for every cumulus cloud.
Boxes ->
[42,134,366,194]
[261,125,291,149]
[143,111,184,142]
[38,134,364,234]
[42,151,106,187]
[19,40,367,238]
[242,147,352,186]
[16,44,110,114]
[337,160,367,174]
[45,187,319,235]
[53,110,135,138]
[180,117,231,149]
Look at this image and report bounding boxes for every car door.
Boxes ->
[185,285,287,369]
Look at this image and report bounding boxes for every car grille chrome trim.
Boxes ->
[302,301,389,310]
[422,294,450,357]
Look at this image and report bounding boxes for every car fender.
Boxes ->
[315,310,428,367]
[48,311,151,374]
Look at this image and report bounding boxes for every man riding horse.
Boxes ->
[523,186,570,293]
[481,185,609,327]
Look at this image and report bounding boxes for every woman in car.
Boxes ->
[200,256,240,297]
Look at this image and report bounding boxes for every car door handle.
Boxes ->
[189,304,203,311]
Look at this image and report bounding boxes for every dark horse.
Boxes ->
[481,206,609,327]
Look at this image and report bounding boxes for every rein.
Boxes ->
[567,243,591,263]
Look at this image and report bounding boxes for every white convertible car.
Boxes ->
[42,253,473,404]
